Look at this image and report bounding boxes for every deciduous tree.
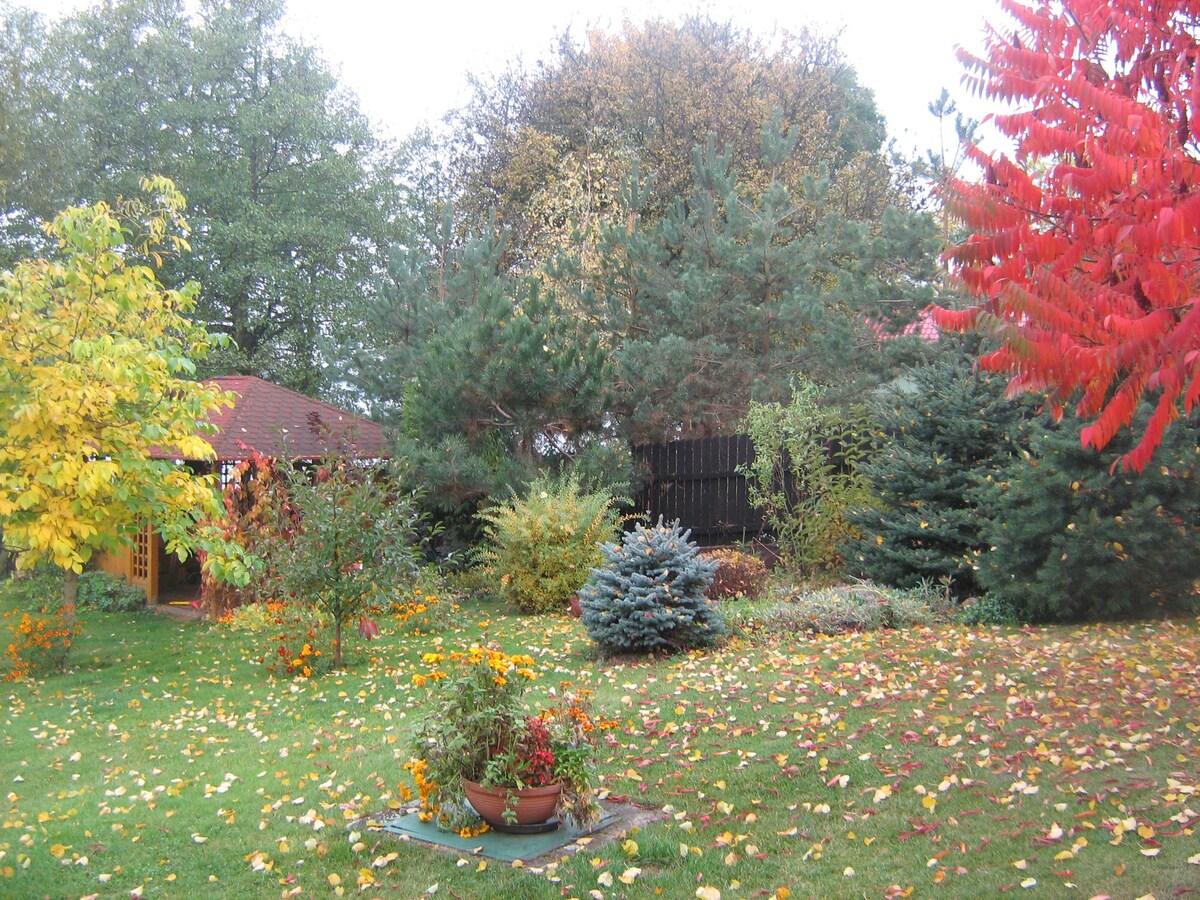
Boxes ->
[450,15,897,273]
[0,178,232,619]
[0,0,401,394]
[935,0,1200,470]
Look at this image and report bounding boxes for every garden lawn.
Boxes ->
[1,598,1197,899]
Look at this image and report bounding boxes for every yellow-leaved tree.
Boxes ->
[0,177,235,623]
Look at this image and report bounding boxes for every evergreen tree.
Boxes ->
[579,519,724,655]
[845,338,1040,598]
[977,411,1200,622]
[356,227,619,533]
[597,125,939,442]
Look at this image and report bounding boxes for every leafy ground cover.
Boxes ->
[1,597,1197,899]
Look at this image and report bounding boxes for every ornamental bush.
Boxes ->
[78,571,146,612]
[701,548,768,600]
[0,571,75,680]
[741,377,876,575]
[477,474,623,613]
[762,581,952,636]
[579,518,725,654]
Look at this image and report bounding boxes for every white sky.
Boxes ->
[32,0,1005,156]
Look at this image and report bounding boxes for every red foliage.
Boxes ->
[199,448,292,616]
[934,0,1200,471]
[700,548,769,600]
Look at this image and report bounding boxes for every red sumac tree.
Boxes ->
[935,0,1200,470]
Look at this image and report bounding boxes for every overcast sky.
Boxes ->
[32,0,1005,155]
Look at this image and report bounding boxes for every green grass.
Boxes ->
[1,594,1197,899]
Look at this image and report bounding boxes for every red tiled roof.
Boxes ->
[196,376,388,462]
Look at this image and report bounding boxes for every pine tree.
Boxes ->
[597,123,939,443]
[845,338,1039,598]
[357,227,619,532]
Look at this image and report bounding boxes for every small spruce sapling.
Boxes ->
[579,519,725,654]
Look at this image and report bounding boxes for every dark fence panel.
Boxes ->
[632,434,765,546]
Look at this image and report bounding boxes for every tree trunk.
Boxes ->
[333,618,343,669]
[61,567,79,633]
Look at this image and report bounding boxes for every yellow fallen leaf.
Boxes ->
[618,867,641,885]
[622,839,639,857]
[597,871,614,887]
[327,873,341,886]
[696,888,721,900]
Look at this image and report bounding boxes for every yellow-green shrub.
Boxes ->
[477,475,623,614]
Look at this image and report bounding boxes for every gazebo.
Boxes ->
[95,376,388,604]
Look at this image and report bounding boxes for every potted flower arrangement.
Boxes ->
[405,645,609,833]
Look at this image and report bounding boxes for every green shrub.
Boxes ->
[579,518,725,654]
[78,571,146,612]
[701,548,768,600]
[1,568,146,614]
[741,377,875,575]
[0,567,62,608]
[477,474,623,614]
[956,594,1021,627]
[763,582,950,636]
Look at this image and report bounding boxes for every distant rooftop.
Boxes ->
[198,375,388,462]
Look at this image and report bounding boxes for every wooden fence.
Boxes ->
[631,434,766,546]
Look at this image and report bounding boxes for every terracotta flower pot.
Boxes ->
[462,779,561,827]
